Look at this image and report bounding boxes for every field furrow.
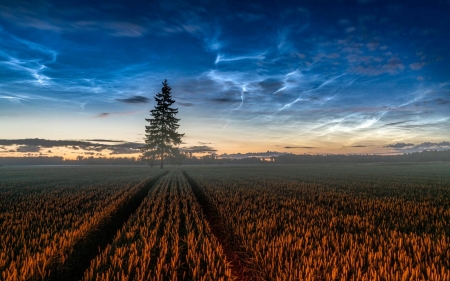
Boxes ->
[83,170,233,281]
[2,163,449,281]
[185,164,450,281]
[0,166,164,281]
[183,171,255,281]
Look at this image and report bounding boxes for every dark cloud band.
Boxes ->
[0,138,143,154]
[116,95,150,104]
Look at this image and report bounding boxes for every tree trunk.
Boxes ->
[160,148,164,169]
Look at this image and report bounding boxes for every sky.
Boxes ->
[0,0,449,159]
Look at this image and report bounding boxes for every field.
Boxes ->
[1,163,450,280]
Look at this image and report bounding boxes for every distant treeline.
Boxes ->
[274,150,450,164]
[0,150,449,165]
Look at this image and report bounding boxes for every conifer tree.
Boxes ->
[143,79,184,168]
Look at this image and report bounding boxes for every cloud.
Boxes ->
[0,4,149,37]
[0,32,57,86]
[16,145,41,152]
[258,79,285,94]
[219,151,288,159]
[384,57,405,73]
[366,41,380,51]
[71,21,148,37]
[109,143,142,154]
[326,53,341,59]
[338,19,352,26]
[211,97,243,104]
[215,53,265,64]
[116,95,150,104]
[0,138,143,154]
[178,102,194,106]
[0,139,90,148]
[346,27,356,33]
[181,145,217,153]
[413,142,450,150]
[384,143,414,148]
[94,111,144,118]
[415,99,449,106]
[436,99,448,105]
[350,56,405,76]
[284,146,316,149]
[409,62,427,70]
[385,142,450,153]
[1,1,448,156]
[358,0,375,3]
[235,12,265,22]
[0,4,63,32]
[96,113,110,118]
[86,139,125,142]
[351,145,369,148]
[383,120,411,126]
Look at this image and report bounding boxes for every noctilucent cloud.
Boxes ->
[1,0,449,158]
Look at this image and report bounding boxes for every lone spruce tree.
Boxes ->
[143,79,184,169]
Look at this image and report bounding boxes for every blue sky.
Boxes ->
[0,0,449,158]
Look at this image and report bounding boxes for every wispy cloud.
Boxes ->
[0,3,150,37]
[73,21,149,37]
[0,32,57,86]
[0,1,449,155]
[215,53,265,64]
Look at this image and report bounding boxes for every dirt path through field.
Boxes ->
[45,170,168,281]
[183,171,255,281]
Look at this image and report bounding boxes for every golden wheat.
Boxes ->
[83,170,233,281]
[0,166,160,281]
[187,164,450,281]
[2,164,449,281]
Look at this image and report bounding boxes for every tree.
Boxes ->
[139,147,158,168]
[143,79,184,169]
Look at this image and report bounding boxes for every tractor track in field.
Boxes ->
[42,170,168,281]
[182,171,255,281]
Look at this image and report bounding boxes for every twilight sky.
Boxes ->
[1,0,449,159]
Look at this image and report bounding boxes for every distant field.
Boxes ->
[1,163,449,280]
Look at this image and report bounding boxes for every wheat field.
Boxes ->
[1,163,449,280]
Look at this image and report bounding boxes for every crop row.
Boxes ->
[83,170,233,281]
[187,165,450,281]
[0,167,162,281]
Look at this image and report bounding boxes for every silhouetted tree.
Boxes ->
[143,80,184,169]
[167,147,186,166]
[140,147,157,168]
